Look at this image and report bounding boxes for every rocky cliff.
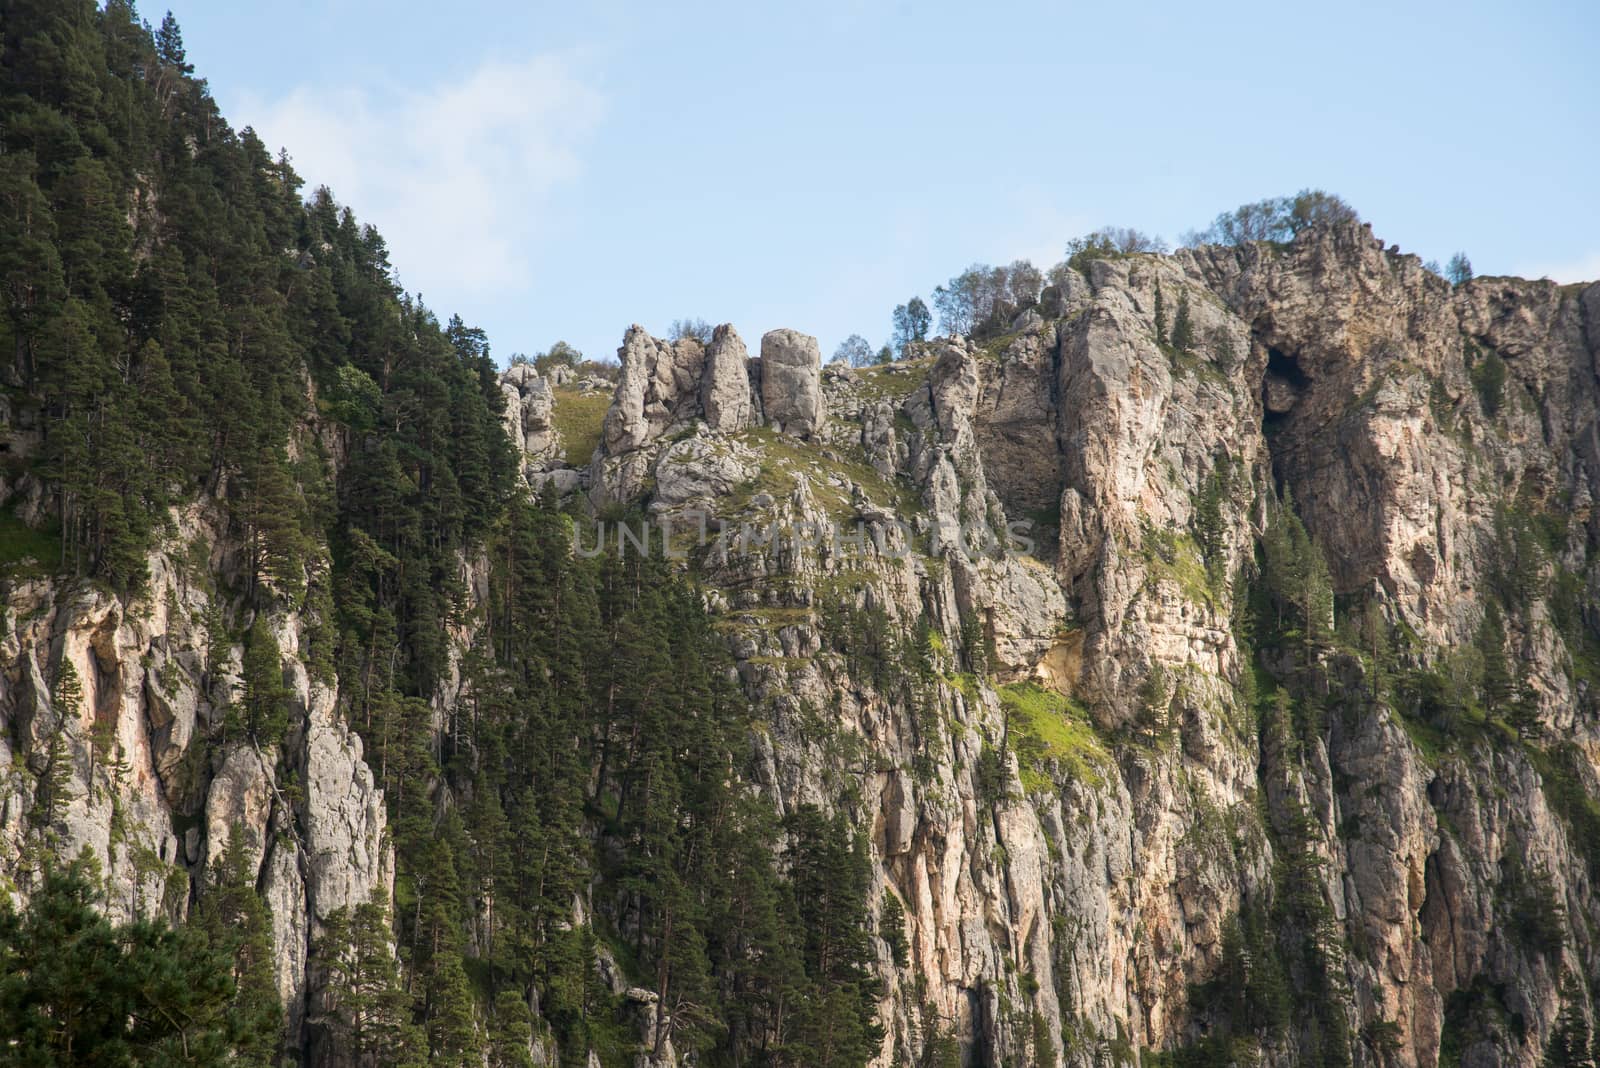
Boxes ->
[0,497,393,1053]
[7,219,1600,1067]
[500,219,1600,1066]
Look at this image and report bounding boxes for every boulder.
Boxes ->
[758,329,825,438]
[653,434,756,507]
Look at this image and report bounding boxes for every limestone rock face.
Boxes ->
[300,683,390,923]
[547,228,1600,1066]
[520,375,556,453]
[499,365,562,476]
[701,323,755,432]
[0,505,392,1053]
[9,222,1600,1068]
[204,746,273,872]
[604,326,707,454]
[759,329,826,438]
[652,432,757,508]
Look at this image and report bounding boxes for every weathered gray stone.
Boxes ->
[758,329,825,438]
[603,326,707,453]
[652,433,756,507]
[203,745,273,874]
[701,324,754,432]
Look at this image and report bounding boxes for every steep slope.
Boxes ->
[0,3,514,1063]
[6,6,1600,1068]
[504,221,1600,1068]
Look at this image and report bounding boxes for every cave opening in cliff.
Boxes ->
[1265,346,1308,385]
[1261,345,1309,431]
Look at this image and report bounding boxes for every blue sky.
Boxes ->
[181,0,1598,366]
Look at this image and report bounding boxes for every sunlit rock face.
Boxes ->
[7,220,1600,1068]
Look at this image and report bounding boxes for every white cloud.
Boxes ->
[1517,251,1600,285]
[234,55,603,298]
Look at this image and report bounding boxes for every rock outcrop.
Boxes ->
[701,323,756,432]
[759,328,826,438]
[0,506,392,1053]
[500,363,559,472]
[603,326,707,454]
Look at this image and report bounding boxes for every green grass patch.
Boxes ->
[850,357,933,402]
[946,672,980,701]
[974,330,1022,361]
[723,426,921,523]
[550,388,612,466]
[999,681,1113,792]
[1393,706,1448,765]
[0,505,60,581]
[743,655,810,669]
[713,606,815,632]
[1139,523,1216,608]
[1159,340,1228,383]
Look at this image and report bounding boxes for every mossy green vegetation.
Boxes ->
[0,5,890,1064]
[0,506,60,581]
[1140,522,1218,608]
[1439,976,1522,1068]
[850,357,934,402]
[1465,338,1507,418]
[550,388,612,466]
[999,681,1113,792]
[974,330,1023,362]
[723,425,921,522]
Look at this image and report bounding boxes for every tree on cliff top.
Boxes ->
[1184,189,1359,246]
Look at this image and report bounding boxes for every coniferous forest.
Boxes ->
[0,3,881,1065]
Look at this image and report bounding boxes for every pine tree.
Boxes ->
[489,989,536,1068]
[239,614,290,746]
[318,891,426,1068]
[410,826,481,1066]
[1544,975,1595,1068]
[0,859,238,1065]
[34,658,83,829]
[1478,601,1514,712]
[1136,663,1173,747]
[0,152,67,389]
[192,826,284,1066]
[1153,282,1168,345]
[879,891,909,969]
[1261,490,1334,653]
[784,806,886,1067]
[1193,466,1229,579]
[1171,291,1196,353]
[240,446,310,601]
[1507,664,1541,740]
[156,11,194,74]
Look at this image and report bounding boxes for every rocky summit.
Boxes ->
[4,6,1600,1068]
